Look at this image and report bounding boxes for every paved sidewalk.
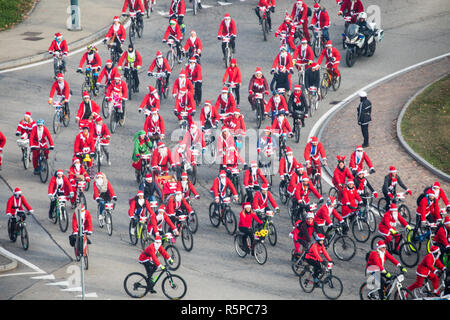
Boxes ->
[320,57,450,212]
[0,0,123,69]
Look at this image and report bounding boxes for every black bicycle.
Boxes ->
[127,12,144,43]
[298,263,343,300]
[209,197,237,235]
[8,210,30,250]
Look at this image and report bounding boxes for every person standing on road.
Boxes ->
[357,90,371,147]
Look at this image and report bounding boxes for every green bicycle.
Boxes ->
[253,209,278,246]
[129,213,149,248]
[80,68,99,97]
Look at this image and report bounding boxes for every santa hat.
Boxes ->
[430,245,440,254]
[179,70,186,76]
[261,183,269,191]
[56,169,64,175]
[295,163,303,170]
[264,126,271,132]
[56,73,64,79]
[306,212,314,219]
[328,196,337,206]
[313,3,320,9]
[13,187,22,195]
[145,173,152,180]
[242,202,252,209]
[311,62,319,69]
[189,57,197,63]
[221,126,229,132]
[155,235,162,243]
[377,241,386,249]
[294,84,301,91]
[426,189,435,197]
[302,177,310,183]
[432,181,441,189]
[389,166,397,173]
[148,86,157,94]
[316,233,325,241]
[156,51,163,57]
[255,67,262,75]
[113,16,120,22]
[204,100,212,106]
[181,172,188,179]
[105,59,112,65]
[326,40,333,47]
[221,87,229,93]
[82,91,90,98]
[158,141,165,148]
[357,169,365,176]
[230,58,237,65]
[284,13,292,21]
[347,179,354,185]
[224,13,231,18]
[301,38,307,44]
[158,205,165,212]
[24,112,31,118]
[136,190,144,196]
[356,145,363,151]
[286,146,293,154]
[310,136,318,143]
[114,75,121,80]
[250,160,257,167]
[219,170,227,177]
[72,156,80,164]
[389,203,398,211]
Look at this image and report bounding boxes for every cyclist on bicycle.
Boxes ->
[416,188,441,226]
[163,19,183,63]
[178,171,200,201]
[74,125,95,168]
[174,88,196,127]
[48,169,74,219]
[140,86,161,115]
[287,84,308,129]
[315,196,345,237]
[381,166,411,211]
[92,116,111,166]
[252,183,279,215]
[166,187,195,225]
[341,179,362,222]
[183,30,203,62]
[172,70,194,98]
[48,33,68,72]
[332,155,353,203]
[223,58,242,107]
[305,233,334,285]
[223,108,246,141]
[218,13,237,55]
[138,235,174,294]
[139,173,163,202]
[294,177,323,218]
[293,38,314,72]
[290,0,310,44]
[270,46,294,93]
[151,141,175,176]
[132,130,153,177]
[144,107,165,145]
[279,146,298,184]
[378,203,412,255]
[304,136,327,177]
[48,73,71,113]
[75,91,100,126]
[29,119,54,175]
[77,45,102,85]
[428,181,450,212]
[93,171,117,216]
[407,246,446,297]
[173,140,194,174]
[254,0,274,31]
[71,204,93,244]
[265,89,288,118]
[243,161,268,203]
[239,202,264,254]
[122,0,145,23]
[96,59,120,90]
[185,57,203,105]
[169,0,186,33]
[104,16,126,55]
[68,157,90,208]
[274,14,296,53]
[304,62,321,100]
[148,50,172,91]
[106,76,128,123]
[272,110,293,139]
[366,240,406,300]
[210,170,239,214]
[290,211,320,260]
[309,3,330,42]
[215,87,237,119]
[338,0,364,24]
[6,188,34,237]
[287,163,307,196]
[128,190,157,233]
[349,145,375,176]
[248,67,269,111]
[182,121,206,156]
[317,40,341,83]
[118,43,143,93]
[257,126,277,159]
[149,204,179,238]
[355,169,378,204]
[16,111,36,139]
[200,100,220,130]
[433,216,450,263]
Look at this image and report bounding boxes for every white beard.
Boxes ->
[113,24,120,32]
[56,177,63,186]
[152,115,159,123]
[58,81,64,92]
[204,107,210,115]
[138,199,145,207]
[274,96,280,104]
[189,64,195,71]
[251,167,257,175]
[181,181,188,188]
[175,195,182,202]
[87,53,94,62]
[220,178,226,185]
[356,151,363,159]
[281,52,287,59]
[37,127,44,140]
[159,148,167,158]
[190,36,196,44]
[95,178,103,186]
[225,20,230,28]
[157,58,163,66]
[75,164,81,171]
[96,124,102,135]
[221,94,228,102]
[154,242,161,251]
[392,211,398,222]
[278,116,285,126]
[287,156,293,163]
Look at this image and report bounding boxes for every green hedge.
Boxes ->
[0,0,35,30]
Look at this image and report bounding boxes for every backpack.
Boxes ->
[416,186,432,207]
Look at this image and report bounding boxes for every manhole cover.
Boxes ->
[23,36,44,41]
[21,31,42,36]
[329,101,341,105]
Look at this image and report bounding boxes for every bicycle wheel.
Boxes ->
[333,235,356,261]
[377,198,387,218]
[320,73,328,99]
[299,267,316,293]
[309,96,316,118]
[102,96,109,119]
[79,193,87,210]
[7,219,16,242]
[366,208,377,233]
[332,74,341,91]
[234,234,248,258]
[359,282,380,300]
[123,272,149,298]
[224,46,231,68]
[162,274,187,300]
[393,287,414,300]
[84,244,89,270]
[62,104,70,127]
[52,111,61,134]
[137,20,144,38]
[254,242,268,265]
[140,227,149,250]
[127,75,133,101]
[22,148,30,170]
[164,244,181,271]
[208,203,220,227]
[181,226,194,252]
[322,275,343,300]
[351,218,371,243]
[268,222,277,246]
[291,256,304,277]
[166,50,174,69]
[224,209,237,235]
[407,229,421,252]
[294,121,300,143]
[110,110,118,133]
[398,204,411,225]
[188,211,198,234]
[328,187,340,209]
[59,206,69,233]
[314,176,323,195]
[39,157,49,183]
[97,207,104,228]
[129,220,138,245]
[399,241,419,268]
[279,182,288,205]
[313,38,321,57]
[255,100,262,129]
[20,226,29,250]
[262,18,267,41]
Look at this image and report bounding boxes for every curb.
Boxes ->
[396,74,450,182]
[0,248,18,273]
[0,16,129,72]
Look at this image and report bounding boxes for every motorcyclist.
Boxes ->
[355,12,372,50]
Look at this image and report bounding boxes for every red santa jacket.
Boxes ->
[72,210,93,234]
[238,210,263,228]
[339,0,364,20]
[6,195,33,216]
[183,36,203,54]
[275,21,295,39]
[243,168,268,189]
[74,132,95,155]
[304,141,326,164]
[166,195,194,215]
[150,210,176,234]
[210,177,238,199]
[332,166,353,188]
[218,140,244,167]
[305,242,333,262]
[315,204,343,226]
[178,181,199,200]
[271,116,292,135]
[223,114,246,136]
[252,191,278,211]
[29,126,54,149]
[248,75,269,95]
[173,147,194,167]
[93,122,111,145]
[174,92,196,113]
[105,23,127,43]
[16,120,36,138]
[290,1,308,24]
[349,151,374,172]
[76,100,101,121]
[78,51,102,70]
[416,253,444,277]
[433,225,450,248]
[172,77,194,97]
[106,80,129,101]
[218,19,237,37]
[272,52,294,73]
[138,243,170,266]
[93,180,116,201]
[182,128,206,149]
[378,211,408,235]
[139,91,160,112]
[278,156,298,177]
[144,115,165,136]
[293,44,314,65]
[294,181,322,204]
[151,148,174,171]
[310,9,330,29]
[49,80,70,100]
[128,198,155,219]
[68,165,90,186]
[317,47,341,66]
[48,39,68,55]
[163,24,183,42]
[0,131,5,151]
[287,170,308,195]
[342,186,362,210]
[215,93,236,117]
[48,175,73,196]
[223,65,242,84]
[200,105,220,128]
[366,249,400,273]
[118,50,143,69]
[417,196,441,223]
[97,66,120,85]
[122,0,144,13]
[169,0,186,17]
[148,57,172,74]
[185,63,202,83]
[265,95,288,114]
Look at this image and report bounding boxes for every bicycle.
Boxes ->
[52,51,65,78]
[52,101,70,134]
[320,66,340,99]
[123,263,187,300]
[311,25,326,58]
[136,153,152,184]
[371,229,419,268]
[105,39,121,66]
[220,35,233,68]
[80,68,99,97]
[292,109,304,143]
[349,205,371,243]
[74,209,89,270]
[359,271,413,300]
[7,210,31,250]
[17,135,31,170]
[411,270,447,299]
[291,243,311,277]
[209,197,237,235]
[309,160,323,195]
[407,220,439,254]
[124,67,138,101]
[51,193,69,232]
[234,229,268,265]
[358,189,377,233]
[324,223,356,261]
[259,6,270,41]
[34,146,49,183]
[94,136,106,173]
[129,212,150,248]
[254,209,277,246]
[74,180,88,210]
[252,92,265,129]
[202,126,217,166]
[172,213,194,252]
[149,72,169,99]
[97,200,114,236]
[165,37,178,70]
[307,86,319,117]
[377,192,411,224]
[109,94,126,133]
[298,263,343,300]
[278,174,291,205]
[127,12,144,43]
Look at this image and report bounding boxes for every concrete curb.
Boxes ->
[396,74,450,182]
[0,16,129,72]
[0,247,18,273]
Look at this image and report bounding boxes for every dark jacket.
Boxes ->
[138,180,163,200]
[357,97,372,125]
[304,67,320,89]
[382,174,408,195]
[288,92,308,115]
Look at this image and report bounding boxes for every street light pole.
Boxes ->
[68,0,81,31]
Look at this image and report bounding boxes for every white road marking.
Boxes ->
[46,280,70,286]
[31,274,55,280]
[0,246,46,276]
[218,1,232,6]
[76,292,98,298]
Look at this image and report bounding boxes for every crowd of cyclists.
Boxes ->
[1,0,449,300]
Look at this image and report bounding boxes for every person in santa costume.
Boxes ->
[433,216,450,264]
[314,196,345,237]
[270,46,294,93]
[278,146,298,186]
[144,107,165,144]
[139,86,161,115]
[96,59,120,90]
[272,109,293,138]
[252,182,279,214]
[317,40,341,81]
[93,172,117,217]
[122,0,145,22]
[183,30,203,63]
[48,33,68,74]
[178,171,200,201]
[48,169,74,219]
[174,88,196,127]
[181,121,206,155]
[163,19,183,63]
[254,0,274,31]
[354,168,378,205]
[215,86,237,119]
[71,204,93,245]
[185,57,203,105]
[349,145,375,176]
[172,70,194,98]
[338,0,364,24]
[48,73,71,118]
[248,67,269,111]
[173,140,194,175]
[265,89,289,117]
[148,50,171,91]
[118,43,143,92]
[305,234,334,285]
[166,187,194,226]
[378,203,412,254]
[151,141,175,175]
[77,44,102,85]
[76,91,100,128]
[92,116,111,166]
[148,204,178,239]
[428,181,450,213]
[200,100,220,130]
[293,38,314,71]
[132,130,153,177]
[223,108,246,139]
[294,177,323,219]
[222,58,242,106]
[309,3,330,41]
[104,16,126,55]
[290,211,320,260]
[217,127,246,173]
[415,189,441,227]
[74,125,95,168]
[290,0,310,43]
[304,136,327,177]
[6,188,34,239]
[15,112,36,139]
[210,170,238,214]
[217,13,237,56]
[238,202,263,254]
[169,0,186,32]
[381,166,411,211]
[341,179,362,221]
[287,162,308,196]
[29,119,54,175]
[274,14,295,53]
[68,157,91,208]
[106,76,128,124]
[243,160,268,203]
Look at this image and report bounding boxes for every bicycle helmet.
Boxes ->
[36,119,45,126]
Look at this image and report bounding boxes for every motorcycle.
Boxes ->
[343,23,384,68]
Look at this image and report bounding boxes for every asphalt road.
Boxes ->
[0,0,449,300]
